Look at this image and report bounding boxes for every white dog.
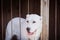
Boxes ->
[26,14,42,40]
[5,14,42,40]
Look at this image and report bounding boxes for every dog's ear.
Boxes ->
[26,14,30,18]
[26,13,32,18]
[40,16,42,20]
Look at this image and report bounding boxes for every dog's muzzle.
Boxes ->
[26,27,30,33]
[26,27,37,35]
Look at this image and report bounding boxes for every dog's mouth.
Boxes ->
[27,29,37,35]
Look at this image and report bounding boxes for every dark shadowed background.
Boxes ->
[0,0,59,40]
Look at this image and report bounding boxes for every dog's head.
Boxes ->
[26,14,42,35]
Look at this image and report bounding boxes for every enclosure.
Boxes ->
[0,0,58,40]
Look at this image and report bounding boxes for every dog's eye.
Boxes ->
[33,21,36,23]
[26,21,29,23]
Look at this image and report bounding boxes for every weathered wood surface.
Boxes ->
[41,0,49,40]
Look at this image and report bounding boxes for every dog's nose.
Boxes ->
[26,27,30,33]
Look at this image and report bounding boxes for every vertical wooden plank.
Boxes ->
[21,0,28,18]
[1,0,3,40]
[10,0,12,20]
[41,0,49,40]
[49,0,55,40]
[28,0,29,14]
[0,0,2,39]
[55,0,57,40]
[57,0,60,40]
[12,0,19,18]
[19,0,21,39]
[34,0,40,15]
[2,0,11,40]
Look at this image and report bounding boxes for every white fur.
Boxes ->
[26,14,42,40]
[5,17,28,40]
[5,14,42,40]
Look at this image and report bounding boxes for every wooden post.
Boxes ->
[41,0,49,40]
